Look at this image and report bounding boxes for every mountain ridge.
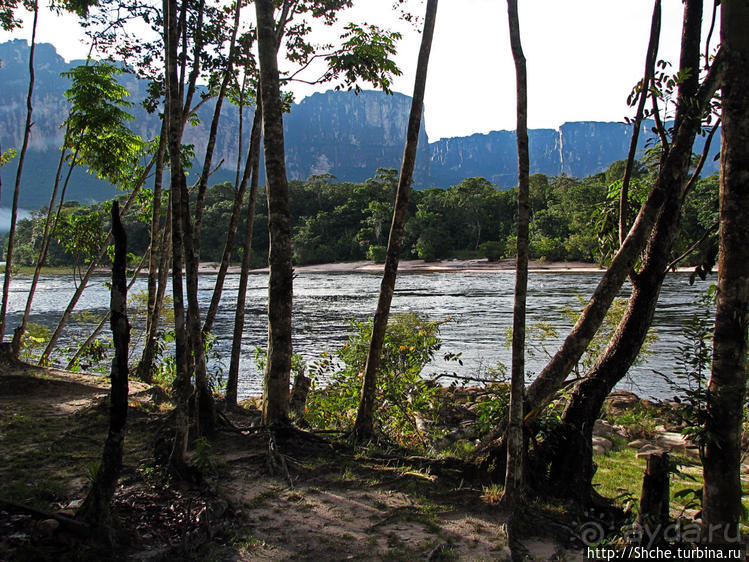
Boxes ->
[0,40,720,211]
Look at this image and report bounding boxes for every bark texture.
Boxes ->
[702,0,749,540]
[164,0,193,475]
[0,4,37,344]
[256,0,293,427]
[352,0,439,441]
[226,104,262,408]
[504,0,529,504]
[76,201,130,537]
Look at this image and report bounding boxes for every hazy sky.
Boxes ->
[1,0,719,141]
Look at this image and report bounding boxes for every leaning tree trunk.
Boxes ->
[469,0,712,481]
[203,92,262,336]
[537,0,714,503]
[504,0,530,505]
[226,104,262,408]
[191,0,241,254]
[144,122,167,342]
[256,0,294,427]
[0,3,38,344]
[38,158,154,364]
[620,0,661,244]
[352,0,439,442]
[702,0,749,540]
[76,201,130,539]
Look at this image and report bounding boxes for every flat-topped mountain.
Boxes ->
[0,40,719,210]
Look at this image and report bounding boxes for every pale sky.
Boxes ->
[0,0,719,141]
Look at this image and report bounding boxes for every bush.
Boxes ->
[478,240,503,261]
[366,244,387,263]
[306,313,445,448]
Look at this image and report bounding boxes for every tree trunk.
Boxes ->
[504,0,529,504]
[226,104,262,408]
[76,201,130,539]
[620,0,661,244]
[471,0,713,481]
[702,0,749,541]
[164,0,193,477]
[144,122,167,341]
[637,451,670,546]
[136,201,172,383]
[16,141,80,351]
[535,0,714,502]
[203,92,261,336]
[38,158,154,364]
[191,0,241,256]
[0,3,37,343]
[352,0,438,441]
[256,0,294,427]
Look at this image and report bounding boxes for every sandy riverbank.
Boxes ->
[198,258,610,275]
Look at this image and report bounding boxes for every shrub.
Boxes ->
[478,240,503,261]
[366,244,387,263]
[306,313,445,448]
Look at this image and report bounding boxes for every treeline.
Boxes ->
[4,160,718,270]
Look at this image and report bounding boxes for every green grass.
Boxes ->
[593,445,749,525]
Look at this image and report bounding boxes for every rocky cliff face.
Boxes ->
[0,40,720,210]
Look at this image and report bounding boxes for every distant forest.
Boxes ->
[3,161,719,271]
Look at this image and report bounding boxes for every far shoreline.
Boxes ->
[198,258,697,275]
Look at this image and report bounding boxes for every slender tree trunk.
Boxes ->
[255,0,294,427]
[203,92,262,335]
[504,0,529,504]
[192,0,241,253]
[38,158,154,364]
[702,0,749,540]
[15,144,79,352]
[352,0,439,441]
[136,201,172,383]
[76,201,129,537]
[0,2,38,343]
[144,122,167,341]
[226,106,262,408]
[164,0,193,477]
[620,0,661,244]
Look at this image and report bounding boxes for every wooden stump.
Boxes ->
[637,450,670,545]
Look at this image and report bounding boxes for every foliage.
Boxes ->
[478,240,503,262]
[306,313,445,449]
[366,244,386,263]
[62,63,146,187]
[18,323,50,363]
[655,286,716,452]
[12,167,720,271]
[0,147,16,167]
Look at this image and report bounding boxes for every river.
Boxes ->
[3,270,714,401]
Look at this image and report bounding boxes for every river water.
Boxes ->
[3,270,713,400]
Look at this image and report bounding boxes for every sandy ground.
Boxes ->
[198,258,607,275]
[0,365,584,560]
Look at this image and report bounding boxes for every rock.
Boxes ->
[605,391,640,413]
[592,436,613,452]
[656,432,688,454]
[65,499,84,510]
[36,519,59,537]
[627,439,650,449]
[594,419,626,439]
[592,444,607,456]
[636,446,666,459]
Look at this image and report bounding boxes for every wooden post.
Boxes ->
[637,451,670,545]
